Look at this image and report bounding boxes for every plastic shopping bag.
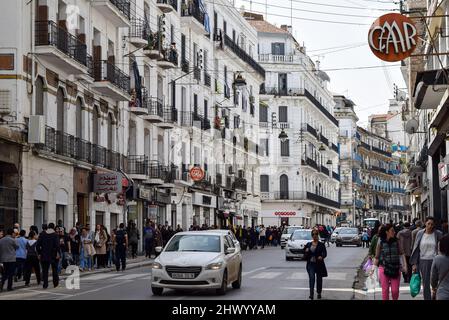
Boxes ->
[363,258,373,272]
[410,272,421,298]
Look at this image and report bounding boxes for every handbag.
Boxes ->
[410,272,421,297]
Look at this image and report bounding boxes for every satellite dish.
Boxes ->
[405,119,419,134]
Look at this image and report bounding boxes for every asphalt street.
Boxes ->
[0,244,369,300]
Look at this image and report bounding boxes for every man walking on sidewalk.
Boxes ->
[397,222,413,283]
[36,223,60,289]
[0,229,18,291]
[114,223,128,271]
[259,225,266,249]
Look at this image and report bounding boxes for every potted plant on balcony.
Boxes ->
[146,31,156,50]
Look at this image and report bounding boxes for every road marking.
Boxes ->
[56,280,133,300]
[285,272,347,281]
[242,267,267,276]
[113,273,149,280]
[251,272,282,279]
[82,273,121,281]
[21,288,73,296]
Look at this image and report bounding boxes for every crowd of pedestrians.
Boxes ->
[367,217,449,300]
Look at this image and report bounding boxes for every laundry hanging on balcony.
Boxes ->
[198,0,210,34]
[132,60,142,108]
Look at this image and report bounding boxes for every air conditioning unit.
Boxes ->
[0,90,11,114]
[28,115,45,144]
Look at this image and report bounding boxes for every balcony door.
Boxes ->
[280,174,289,199]
[278,73,287,95]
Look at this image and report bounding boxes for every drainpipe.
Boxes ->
[31,0,36,115]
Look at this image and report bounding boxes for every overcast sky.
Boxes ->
[234,0,405,127]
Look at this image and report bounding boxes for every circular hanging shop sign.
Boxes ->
[189,166,205,182]
[368,13,418,62]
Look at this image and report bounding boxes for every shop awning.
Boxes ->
[413,69,448,109]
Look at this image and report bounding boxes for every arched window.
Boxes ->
[76,98,83,139]
[56,88,65,132]
[280,174,289,199]
[35,77,44,116]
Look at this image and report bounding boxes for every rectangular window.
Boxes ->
[260,138,269,156]
[259,105,268,122]
[223,20,227,34]
[234,115,240,129]
[271,43,285,55]
[232,29,236,42]
[194,94,198,114]
[281,140,290,157]
[171,24,174,43]
[260,175,269,192]
[279,106,288,122]
[193,42,198,67]
[204,99,208,118]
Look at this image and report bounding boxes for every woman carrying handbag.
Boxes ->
[304,228,328,300]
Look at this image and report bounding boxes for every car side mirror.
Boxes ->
[226,248,236,255]
[155,246,163,253]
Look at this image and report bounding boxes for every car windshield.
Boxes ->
[291,230,312,241]
[284,227,302,234]
[333,228,341,234]
[165,235,221,252]
[340,228,358,234]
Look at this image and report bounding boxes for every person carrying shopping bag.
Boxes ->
[371,224,408,300]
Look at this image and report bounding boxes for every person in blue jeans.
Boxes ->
[15,230,28,281]
[304,228,328,300]
[80,228,93,271]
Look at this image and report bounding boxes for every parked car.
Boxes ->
[330,227,343,243]
[335,228,362,247]
[280,226,304,249]
[285,229,313,261]
[150,231,243,296]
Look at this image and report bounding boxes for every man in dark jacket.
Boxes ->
[0,229,18,291]
[397,222,413,283]
[36,223,60,289]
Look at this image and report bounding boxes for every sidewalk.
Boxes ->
[1,255,154,293]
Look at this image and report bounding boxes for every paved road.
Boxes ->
[0,244,368,300]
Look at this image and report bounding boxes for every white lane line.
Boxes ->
[21,288,73,296]
[81,273,121,281]
[242,267,267,276]
[281,286,423,296]
[251,272,282,279]
[56,280,133,300]
[287,272,309,280]
[113,273,149,280]
[286,272,347,281]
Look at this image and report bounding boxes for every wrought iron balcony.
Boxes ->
[320,165,330,176]
[332,172,340,181]
[302,157,319,171]
[178,111,211,130]
[360,141,371,150]
[127,155,148,176]
[303,123,318,139]
[319,134,329,146]
[109,0,131,20]
[181,0,205,26]
[158,48,178,69]
[181,59,189,73]
[129,18,150,47]
[223,34,265,78]
[303,88,338,126]
[156,0,178,13]
[372,145,392,157]
[306,192,340,209]
[260,87,303,96]
[93,60,130,96]
[35,20,91,73]
[204,72,211,87]
[331,143,339,153]
[142,95,164,122]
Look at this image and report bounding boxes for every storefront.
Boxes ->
[260,209,306,227]
[74,168,90,227]
[192,191,217,228]
[0,139,20,230]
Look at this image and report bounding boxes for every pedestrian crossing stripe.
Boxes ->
[250,272,283,279]
[286,272,347,281]
[82,273,122,281]
[113,273,149,280]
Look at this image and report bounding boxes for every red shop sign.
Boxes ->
[190,166,205,182]
[368,13,418,62]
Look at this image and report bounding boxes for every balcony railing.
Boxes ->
[110,0,131,20]
[129,18,149,40]
[194,67,201,81]
[303,124,318,139]
[37,126,123,171]
[372,145,392,157]
[279,122,291,129]
[258,54,294,63]
[223,34,265,78]
[320,165,330,176]
[204,72,211,87]
[306,192,340,209]
[319,134,329,146]
[371,165,387,174]
[148,160,168,180]
[35,20,91,68]
[0,186,18,209]
[303,88,338,126]
[127,155,148,175]
[161,48,178,66]
[157,0,178,10]
[302,157,319,171]
[181,1,205,25]
[273,191,307,200]
[360,141,371,150]
[143,95,164,118]
[94,60,130,93]
[331,143,338,153]
[260,87,302,96]
[181,59,189,73]
[178,111,211,130]
[332,172,340,181]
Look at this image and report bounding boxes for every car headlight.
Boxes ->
[151,262,163,269]
[206,262,223,270]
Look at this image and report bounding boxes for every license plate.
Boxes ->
[171,273,195,279]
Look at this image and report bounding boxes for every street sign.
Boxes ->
[189,166,205,182]
[93,173,122,193]
[368,13,417,62]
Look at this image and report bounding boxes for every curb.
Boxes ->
[1,258,154,293]
[351,255,370,300]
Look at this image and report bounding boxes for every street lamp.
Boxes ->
[233,72,247,90]
[278,129,288,143]
[319,144,327,152]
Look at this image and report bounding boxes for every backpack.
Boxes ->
[115,230,126,246]
[380,239,400,278]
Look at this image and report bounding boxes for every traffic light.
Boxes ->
[197,49,203,69]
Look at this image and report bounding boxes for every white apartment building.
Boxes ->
[0,0,264,236]
[246,14,340,227]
